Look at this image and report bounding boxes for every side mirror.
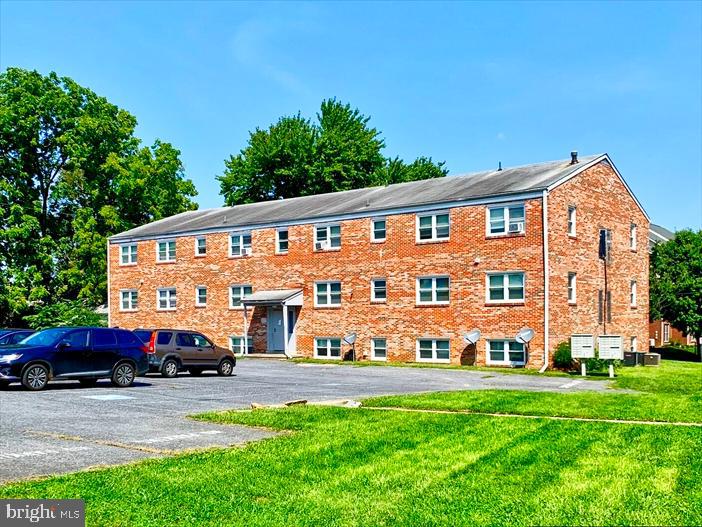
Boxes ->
[58,340,72,349]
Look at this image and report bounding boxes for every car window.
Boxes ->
[22,328,70,346]
[0,334,9,345]
[93,328,117,347]
[156,332,173,345]
[176,333,195,347]
[117,330,141,346]
[192,334,211,347]
[133,330,152,343]
[64,330,90,349]
[11,332,31,344]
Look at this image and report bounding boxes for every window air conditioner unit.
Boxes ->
[509,222,524,233]
[243,247,252,256]
[316,240,330,251]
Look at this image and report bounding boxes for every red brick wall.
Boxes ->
[109,200,547,367]
[547,160,649,355]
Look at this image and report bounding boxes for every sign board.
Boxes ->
[598,335,623,360]
[570,334,594,359]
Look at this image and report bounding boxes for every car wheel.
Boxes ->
[22,363,49,391]
[188,368,203,376]
[218,359,234,376]
[161,359,179,378]
[79,378,99,387]
[111,362,135,388]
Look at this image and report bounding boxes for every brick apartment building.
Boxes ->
[108,152,649,368]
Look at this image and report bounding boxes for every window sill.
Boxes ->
[119,309,139,313]
[371,357,388,362]
[229,306,245,311]
[313,248,341,253]
[416,302,450,307]
[485,301,525,306]
[416,358,451,364]
[275,252,289,256]
[568,234,577,239]
[371,239,386,244]
[228,255,252,259]
[195,305,207,309]
[568,301,577,306]
[486,232,526,240]
[415,239,449,245]
[486,363,526,368]
[314,305,342,309]
[156,260,176,265]
[314,355,342,360]
[194,254,207,258]
[371,300,387,304]
[157,308,176,312]
[119,263,138,267]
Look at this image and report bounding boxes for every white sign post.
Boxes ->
[571,335,594,376]
[598,335,623,378]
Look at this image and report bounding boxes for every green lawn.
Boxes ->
[365,360,702,424]
[1,360,700,526]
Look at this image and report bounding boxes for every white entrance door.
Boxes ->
[267,307,285,352]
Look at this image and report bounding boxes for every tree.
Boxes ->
[219,99,446,205]
[0,67,198,324]
[650,229,702,357]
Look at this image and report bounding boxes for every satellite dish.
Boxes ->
[343,333,357,345]
[515,327,535,344]
[463,329,481,345]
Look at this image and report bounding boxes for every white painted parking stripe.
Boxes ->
[82,394,135,401]
[0,446,91,460]
[129,430,224,444]
[558,380,583,389]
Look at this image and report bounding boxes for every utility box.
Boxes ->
[623,352,646,366]
[644,353,661,366]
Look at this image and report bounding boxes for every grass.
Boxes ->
[365,360,702,423]
[1,360,700,526]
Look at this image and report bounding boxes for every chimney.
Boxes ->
[497,161,502,171]
[570,151,578,165]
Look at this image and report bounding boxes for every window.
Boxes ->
[157,288,177,310]
[315,281,342,307]
[195,286,207,307]
[64,330,90,350]
[193,334,211,347]
[157,240,176,262]
[314,224,341,250]
[599,229,612,261]
[93,328,117,347]
[120,244,137,265]
[416,338,450,363]
[567,206,577,237]
[417,213,449,242]
[630,336,637,352]
[371,218,386,242]
[663,323,670,343]
[315,337,342,358]
[230,336,253,354]
[416,276,450,305]
[371,278,387,303]
[487,340,526,366]
[120,289,138,311]
[487,272,525,303]
[229,232,252,257]
[568,273,577,304]
[630,223,637,251]
[229,285,252,308]
[156,332,173,345]
[630,280,637,307]
[371,338,387,361]
[116,330,141,346]
[176,333,195,347]
[195,237,207,256]
[488,204,525,235]
[276,229,289,254]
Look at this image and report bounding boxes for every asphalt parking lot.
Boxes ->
[0,359,610,483]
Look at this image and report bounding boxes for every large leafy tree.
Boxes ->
[650,229,702,357]
[0,67,197,324]
[219,99,447,205]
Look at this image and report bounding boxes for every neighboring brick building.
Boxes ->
[108,152,649,368]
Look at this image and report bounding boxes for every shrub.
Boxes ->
[23,300,107,329]
[553,341,573,369]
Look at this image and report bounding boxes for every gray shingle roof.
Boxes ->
[110,153,606,241]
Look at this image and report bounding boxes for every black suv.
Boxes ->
[0,327,149,390]
[134,329,236,378]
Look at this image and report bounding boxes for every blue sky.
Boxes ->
[1,1,700,230]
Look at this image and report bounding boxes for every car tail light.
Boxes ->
[146,332,156,354]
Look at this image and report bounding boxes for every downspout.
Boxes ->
[540,189,549,373]
[106,239,112,327]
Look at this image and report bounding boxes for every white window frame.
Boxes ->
[156,288,177,311]
[630,280,637,307]
[195,286,207,307]
[195,237,207,256]
[416,276,450,305]
[663,323,670,343]
[487,203,526,236]
[630,223,637,251]
[229,284,252,309]
[415,338,451,363]
[486,272,525,304]
[371,338,387,361]
[416,212,450,243]
[630,336,637,352]
[229,232,252,258]
[371,217,386,243]
[314,281,342,307]
[314,337,342,359]
[119,244,138,266]
[567,206,577,237]
[156,240,176,263]
[119,289,138,311]
[371,278,387,303]
[229,335,253,355]
[314,224,341,251]
[276,228,289,254]
[486,339,526,366]
[568,272,577,304]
